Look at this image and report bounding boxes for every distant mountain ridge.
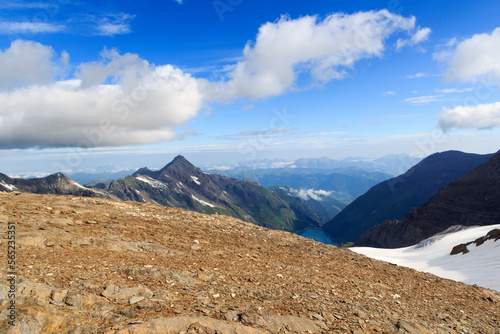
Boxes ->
[0,172,103,197]
[217,168,391,203]
[208,154,421,176]
[356,151,500,248]
[100,156,326,232]
[323,150,495,244]
[0,156,346,232]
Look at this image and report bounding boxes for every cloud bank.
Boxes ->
[0,43,203,148]
[0,10,429,149]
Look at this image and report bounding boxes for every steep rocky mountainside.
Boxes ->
[357,151,500,248]
[0,192,499,333]
[323,151,494,244]
[104,156,322,232]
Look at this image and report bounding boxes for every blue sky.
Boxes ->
[1,0,500,176]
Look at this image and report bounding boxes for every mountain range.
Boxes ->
[356,150,500,248]
[1,156,337,232]
[216,168,391,203]
[3,150,499,250]
[208,154,421,176]
[322,151,495,244]
[105,155,328,231]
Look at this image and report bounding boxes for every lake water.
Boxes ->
[298,229,340,246]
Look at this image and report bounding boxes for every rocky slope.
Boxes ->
[357,151,500,248]
[323,151,494,244]
[0,192,499,333]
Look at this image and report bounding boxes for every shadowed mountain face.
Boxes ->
[356,151,500,248]
[322,151,495,244]
[105,156,322,232]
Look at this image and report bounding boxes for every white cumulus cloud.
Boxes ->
[0,40,57,90]
[396,27,431,50]
[444,27,500,83]
[202,10,428,100]
[289,188,332,201]
[438,102,500,132]
[0,42,203,149]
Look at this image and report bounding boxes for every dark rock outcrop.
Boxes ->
[450,229,500,255]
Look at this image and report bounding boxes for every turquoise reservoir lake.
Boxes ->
[298,229,340,246]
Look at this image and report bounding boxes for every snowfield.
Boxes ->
[352,224,500,292]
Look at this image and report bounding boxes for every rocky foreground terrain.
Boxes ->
[0,192,498,333]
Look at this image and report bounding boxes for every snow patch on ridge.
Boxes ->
[352,224,500,292]
[191,176,201,185]
[71,180,88,190]
[135,176,166,189]
[0,181,17,191]
[191,195,214,207]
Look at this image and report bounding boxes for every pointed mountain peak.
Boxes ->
[161,155,196,171]
[133,167,154,177]
[171,155,191,164]
[46,172,69,180]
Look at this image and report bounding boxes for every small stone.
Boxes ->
[65,291,82,308]
[102,284,120,298]
[193,240,200,244]
[129,296,145,305]
[212,293,220,298]
[85,220,98,224]
[51,290,68,302]
[276,274,284,279]
[50,300,65,306]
